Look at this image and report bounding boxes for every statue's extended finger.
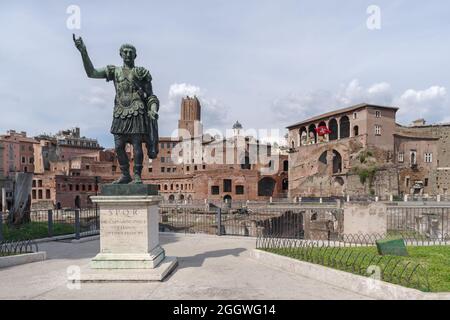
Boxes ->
[73,33,76,41]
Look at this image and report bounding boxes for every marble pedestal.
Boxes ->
[80,185,177,282]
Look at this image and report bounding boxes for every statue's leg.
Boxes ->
[113,134,132,184]
[131,134,144,184]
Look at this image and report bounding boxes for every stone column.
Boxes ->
[1,188,6,212]
[337,118,341,140]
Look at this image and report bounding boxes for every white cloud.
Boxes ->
[168,83,203,105]
[336,79,393,106]
[396,86,448,124]
[368,82,391,95]
[159,83,228,134]
[272,80,450,127]
[272,79,393,125]
[400,86,446,103]
[79,86,113,109]
[271,90,335,123]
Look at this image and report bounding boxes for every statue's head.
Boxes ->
[120,44,137,64]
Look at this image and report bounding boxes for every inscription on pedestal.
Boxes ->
[101,207,149,254]
[103,210,144,237]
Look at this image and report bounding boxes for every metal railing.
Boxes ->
[3,203,450,243]
[387,206,450,241]
[160,197,341,208]
[256,234,431,292]
[0,239,39,256]
[0,208,99,241]
[159,205,341,238]
[159,205,218,235]
[158,203,450,242]
[257,232,450,246]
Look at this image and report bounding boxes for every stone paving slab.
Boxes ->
[0,233,370,300]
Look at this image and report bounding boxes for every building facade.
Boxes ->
[287,103,449,198]
[136,97,289,202]
[0,130,38,176]
[394,121,450,196]
[31,129,117,209]
[0,131,37,210]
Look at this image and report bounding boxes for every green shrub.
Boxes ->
[2,222,75,241]
[353,166,377,186]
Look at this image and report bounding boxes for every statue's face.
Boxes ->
[121,48,136,64]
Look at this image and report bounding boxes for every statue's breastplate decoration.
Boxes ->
[113,67,145,119]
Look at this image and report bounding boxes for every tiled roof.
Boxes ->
[286,103,399,129]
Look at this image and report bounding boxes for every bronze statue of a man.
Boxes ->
[73,35,159,184]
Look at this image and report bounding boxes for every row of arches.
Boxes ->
[297,116,359,147]
[160,183,193,192]
[167,194,193,203]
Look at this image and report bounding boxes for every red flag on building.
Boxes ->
[315,126,332,136]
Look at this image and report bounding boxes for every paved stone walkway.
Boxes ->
[0,233,371,300]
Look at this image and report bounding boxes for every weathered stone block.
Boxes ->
[343,202,387,236]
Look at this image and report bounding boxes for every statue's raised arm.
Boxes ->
[73,34,107,79]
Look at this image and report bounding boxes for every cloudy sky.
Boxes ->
[1,1,450,147]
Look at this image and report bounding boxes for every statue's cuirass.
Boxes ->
[113,67,145,120]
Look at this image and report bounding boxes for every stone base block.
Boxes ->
[91,246,165,269]
[79,256,178,282]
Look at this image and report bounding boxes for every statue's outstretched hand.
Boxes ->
[73,34,86,52]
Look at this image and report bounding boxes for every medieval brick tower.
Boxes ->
[178,96,202,138]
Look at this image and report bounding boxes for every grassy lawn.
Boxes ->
[1,222,75,241]
[263,246,450,292]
